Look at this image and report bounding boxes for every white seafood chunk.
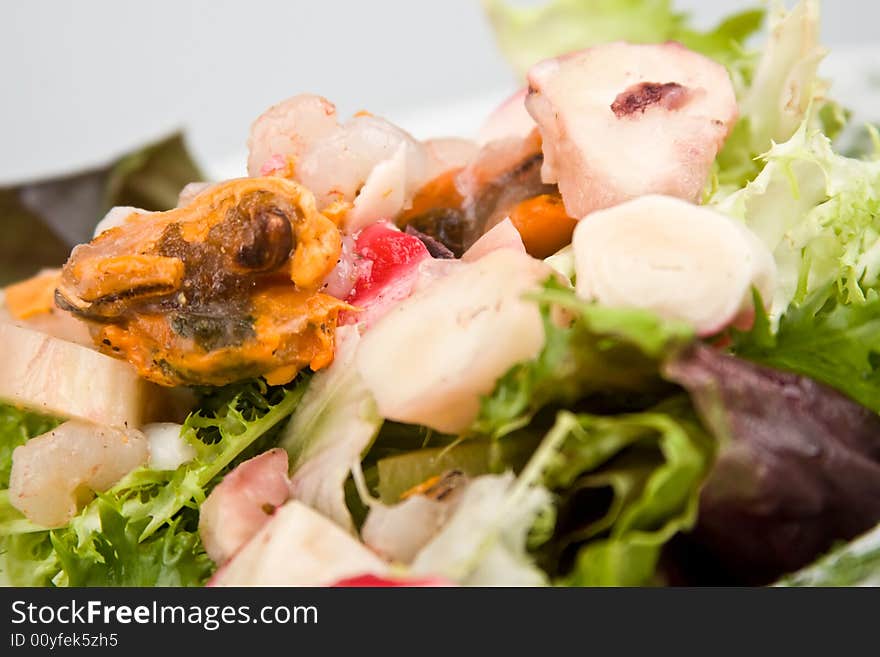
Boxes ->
[572,195,776,335]
[526,42,738,218]
[9,420,148,527]
[356,249,549,433]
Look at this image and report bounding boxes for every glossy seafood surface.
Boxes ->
[57,177,346,386]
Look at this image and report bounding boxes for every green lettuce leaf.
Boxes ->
[472,279,692,438]
[51,500,212,587]
[536,404,713,586]
[279,327,382,532]
[777,523,880,587]
[0,378,306,586]
[715,120,880,321]
[733,289,880,414]
[442,283,707,586]
[0,404,60,489]
[375,431,541,504]
[0,133,202,286]
[483,0,763,79]
[715,0,834,189]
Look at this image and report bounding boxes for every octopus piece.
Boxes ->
[56,177,347,387]
[199,448,292,565]
[525,42,739,218]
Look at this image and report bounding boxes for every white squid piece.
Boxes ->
[572,195,776,336]
[526,42,738,218]
[356,249,550,434]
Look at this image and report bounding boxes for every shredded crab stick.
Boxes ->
[341,221,432,328]
[572,195,776,336]
[9,420,149,528]
[331,574,453,587]
[525,42,738,218]
[56,177,348,387]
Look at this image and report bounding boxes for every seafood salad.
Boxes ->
[4,0,880,587]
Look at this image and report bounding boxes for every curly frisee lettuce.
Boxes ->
[0,379,307,586]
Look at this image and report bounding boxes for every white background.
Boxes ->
[1,0,877,183]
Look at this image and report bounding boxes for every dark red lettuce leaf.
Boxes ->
[0,133,201,285]
[664,344,880,585]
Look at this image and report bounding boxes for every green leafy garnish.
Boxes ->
[472,279,692,438]
[716,119,880,321]
[483,0,763,79]
[777,523,880,586]
[532,403,712,586]
[0,404,60,489]
[0,378,306,586]
[0,133,201,285]
[734,289,880,413]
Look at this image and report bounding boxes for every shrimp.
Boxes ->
[9,420,149,528]
[297,114,427,214]
[246,94,338,177]
[247,96,429,231]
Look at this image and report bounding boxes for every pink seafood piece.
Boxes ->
[331,574,455,587]
[341,221,431,328]
[461,217,526,263]
[525,42,738,219]
[477,87,537,146]
[198,448,291,565]
[423,137,479,181]
[246,94,339,177]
